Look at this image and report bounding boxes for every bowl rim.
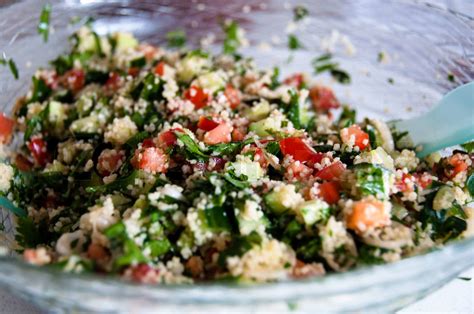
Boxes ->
[0,237,473,302]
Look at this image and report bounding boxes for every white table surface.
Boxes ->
[0,266,472,313]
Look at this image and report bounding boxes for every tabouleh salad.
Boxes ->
[0,24,473,284]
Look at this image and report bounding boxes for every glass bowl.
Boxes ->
[0,0,473,312]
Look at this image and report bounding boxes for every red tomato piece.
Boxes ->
[286,161,313,180]
[414,173,432,189]
[158,130,178,147]
[197,116,219,131]
[0,113,15,144]
[184,86,210,109]
[138,44,157,61]
[316,161,345,180]
[395,173,414,192]
[279,137,324,164]
[141,138,155,148]
[448,154,468,178]
[224,84,241,109]
[63,69,85,93]
[231,128,246,142]
[209,157,226,170]
[309,86,340,111]
[340,125,370,150]
[128,264,158,283]
[105,72,122,90]
[154,61,165,76]
[283,73,304,89]
[15,154,33,171]
[319,181,341,204]
[97,149,125,176]
[133,147,169,173]
[203,123,232,145]
[128,67,140,77]
[27,137,50,167]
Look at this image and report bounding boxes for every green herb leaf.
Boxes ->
[269,67,280,90]
[222,20,242,54]
[288,34,303,50]
[312,53,351,84]
[166,29,186,48]
[174,132,209,160]
[466,173,474,197]
[1,53,19,80]
[338,105,356,128]
[460,141,474,153]
[447,72,455,82]
[354,163,389,198]
[38,4,52,42]
[293,5,309,21]
[286,89,302,129]
[330,68,351,84]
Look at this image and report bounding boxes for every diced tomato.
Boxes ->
[141,138,155,148]
[27,137,50,167]
[340,125,370,150]
[224,84,241,109]
[346,199,390,233]
[128,67,140,77]
[158,130,178,147]
[63,69,85,93]
[97,149,125,176]
[447,154,469,178]
[154,61,165,76]
[279,137,324,164]
[395,173,415,192]
[138,44,157,61]
[309,86,340,111]
[316,161,345,180]
[87,243,108,261]
[414,172,432,189]
[292,260,324,279]
[128,263,158,283]
[203,122,232,145]
[0,113,15,144]
[232,128,246,142]
[184,85,210,109]
[242,146,269,168]
[197,116,219,131]
[286,161,313,180]
[283,73,305,89]
[319,181,340,204]
[133,147,169,173]
[40,70,59,90]
[14,154,33,171]
[105,72,122,90]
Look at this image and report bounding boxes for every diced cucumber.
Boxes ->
[367,119,394,152]
[235,200,268,235]
[249,117,282,137]
[70,116,101,134]
[195,71,226,94]
[244,100,271,122]
[48,101,66,132]
[114,32,138,52]
[227,159,264,182]
[177,55,210,82]
[424,152,442,168]
[77,27,111,55]
[357,147,394,171]
[76,94,95,117]
[433,186,455,211]
[264,184,302,215]
[296,199,331,225]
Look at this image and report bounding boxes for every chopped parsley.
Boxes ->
[447,72,455,82]
[222,20,243,54]
[312,53,351,84]
[38,4,52,42]
[166,29,186,48]
[293,5,309,21]
[288,34,303,50]
[0,53,19,79]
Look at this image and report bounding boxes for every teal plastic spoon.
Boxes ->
[390,82,474,157]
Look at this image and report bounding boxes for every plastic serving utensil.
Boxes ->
[390,82,474,157]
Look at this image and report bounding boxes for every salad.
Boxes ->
[0,23,473,284]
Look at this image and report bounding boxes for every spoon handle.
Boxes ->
[393,82,474,157]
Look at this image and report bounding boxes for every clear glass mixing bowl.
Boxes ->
[0,0,473,312]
